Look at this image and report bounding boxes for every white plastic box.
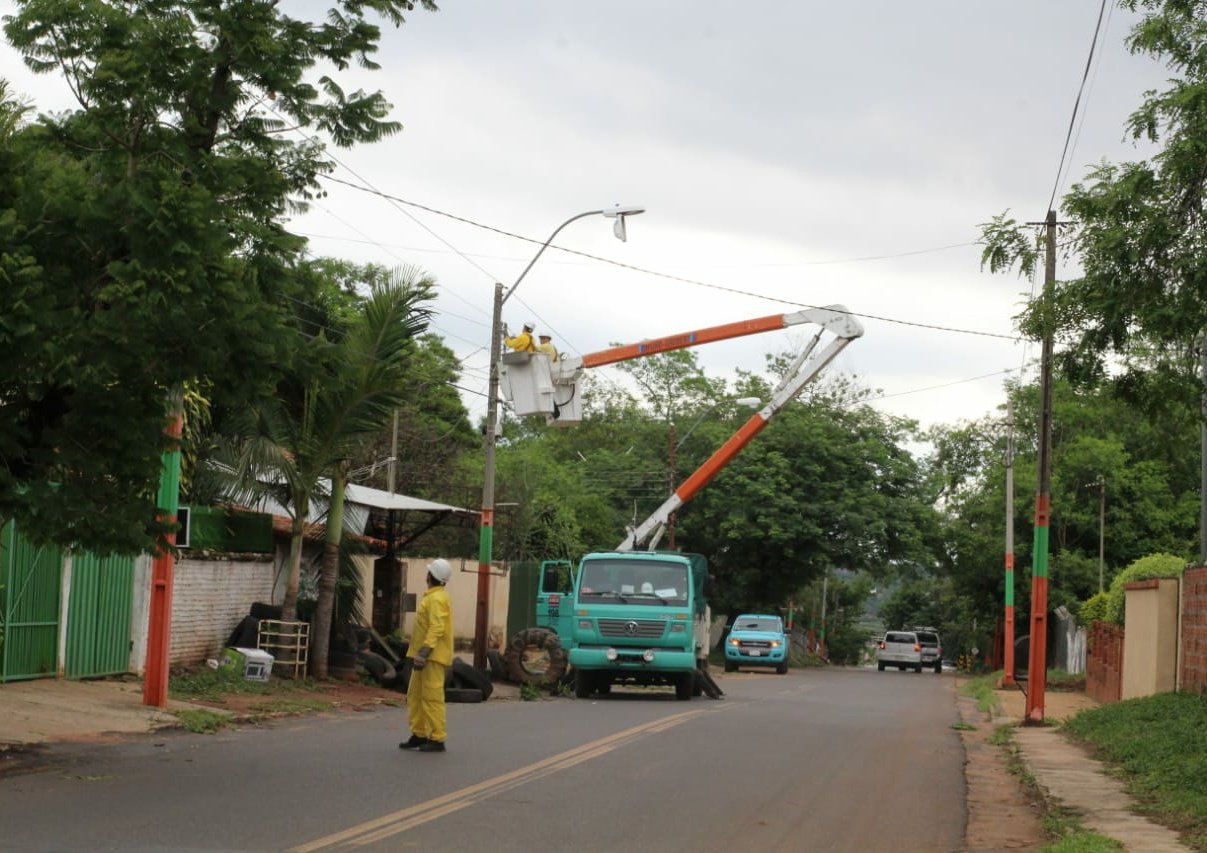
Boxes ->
[233,647,274,682]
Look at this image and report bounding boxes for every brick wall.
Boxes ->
[169,554,276,665]
[1181,565,1207,697]
[1086,621,1123,703]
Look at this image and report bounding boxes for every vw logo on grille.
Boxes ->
[624,621,640,636]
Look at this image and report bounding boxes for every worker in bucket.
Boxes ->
[503,321,536,352]
[399,558,454,753]
[536,333,559,361]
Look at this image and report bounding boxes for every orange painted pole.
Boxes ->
[583,314,788,368]
[143,409,183,709]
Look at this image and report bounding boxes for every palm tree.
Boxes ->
[221,265,434,676]
[309,270,433,677]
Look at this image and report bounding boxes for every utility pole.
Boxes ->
[1024,209,1057,725]
[1003,401,1016,686]
[667,421,677,549]
[1201,337,1207,564]
[1097,476,1106,593]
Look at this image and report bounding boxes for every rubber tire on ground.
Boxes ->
[503,628,569,686]
[934,662,942,674]
[877,661,886,672]
[573,668,594,699]
[724,660,737,673]
[776,660,789,675]
[487,649,507,682]
[915,664,923,673]
[674,672,694,701]
[249,602,282,621]
[357,651,397,686]
[225,615,260,649]
[444,687,483,704]
[450,658,494,701]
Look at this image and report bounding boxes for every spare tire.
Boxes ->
[450,658,494,701]
[357,650,397,686]
[444,687,483,704]
[503,628,568,686]
[487,649,507,682]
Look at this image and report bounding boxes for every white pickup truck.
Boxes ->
[877,630,923,672]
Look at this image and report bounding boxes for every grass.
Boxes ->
[959,671,1002,714]
[1061,692,1207,850]
[171,708,233,734]
[169,666,289,703]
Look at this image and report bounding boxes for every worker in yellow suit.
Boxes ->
[503,322,536,352]
[400,558,454,753]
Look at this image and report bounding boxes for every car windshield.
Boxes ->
[577,559,689,606]
[885,633,916,644]
[915,633,938,645]
[734,617,782,633]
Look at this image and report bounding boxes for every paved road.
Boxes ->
[0,668,964,852]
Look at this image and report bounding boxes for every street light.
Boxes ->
[667,396,761,549]
[473,204,645,669]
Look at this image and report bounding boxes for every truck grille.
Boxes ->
[597,618,666,639]
[737,640,771,649]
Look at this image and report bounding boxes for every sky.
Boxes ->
[1,1,1174,436]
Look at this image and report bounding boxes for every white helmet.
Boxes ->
[523,322,535,332]
[427,558,452,584]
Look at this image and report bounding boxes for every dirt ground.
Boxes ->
[955,677,1103,851]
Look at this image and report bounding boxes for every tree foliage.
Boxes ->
[0,0,435,554]
[980,1,1207,416]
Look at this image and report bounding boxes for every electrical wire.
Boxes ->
[1048,0,1110,214]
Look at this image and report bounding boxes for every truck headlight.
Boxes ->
[605,648,618,662]
[642,649,655,662]
[728,637,740,646]
[769,640,781,648]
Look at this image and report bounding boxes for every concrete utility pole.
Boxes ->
[1003,401,1016,687]
[1024,210,1058,725]
[1201,338,1207,564]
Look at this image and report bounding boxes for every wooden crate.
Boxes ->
[257,619,310,679]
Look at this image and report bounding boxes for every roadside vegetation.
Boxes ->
[1062,693,1207,851]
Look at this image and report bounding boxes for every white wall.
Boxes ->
[167,554,276,665]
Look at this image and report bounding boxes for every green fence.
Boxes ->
[0,521,62,682]
[65,551,135,678]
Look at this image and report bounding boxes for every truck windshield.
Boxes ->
[578,559,689,606]
[735,617,782,633]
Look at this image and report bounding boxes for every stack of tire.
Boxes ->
[350,628,493,703]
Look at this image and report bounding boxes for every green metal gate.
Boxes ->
[0,521,63,682]
[505,561,539,642]
[65,551,135,678]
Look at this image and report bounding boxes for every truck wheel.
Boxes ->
[674,672,694,701]
[915,664,923,673]
[877,662,885,672]
[724,660,736,673]
[504,628,569,686]
[574,668,594,699]
[776,660,788,675]
[934,661,942,674]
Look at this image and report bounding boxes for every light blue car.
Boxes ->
[723,614,789,674]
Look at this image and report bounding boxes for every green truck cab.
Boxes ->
[567,551,710,701]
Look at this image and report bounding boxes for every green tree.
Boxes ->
[0,0,435,554]
[980,1,1207,417]
[222,266,433,679]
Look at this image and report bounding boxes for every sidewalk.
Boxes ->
[0,677,194,745]
[993,683,1192,852]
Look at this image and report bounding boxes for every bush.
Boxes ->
[1078,591,1110,625]
[1101,553,1186,625]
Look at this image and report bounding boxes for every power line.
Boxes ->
[1048,0,1110,213]
[318,175,1018,343]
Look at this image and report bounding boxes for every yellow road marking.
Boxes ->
[291,706,730,851]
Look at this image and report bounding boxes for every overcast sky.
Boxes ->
[2,1,1173,435]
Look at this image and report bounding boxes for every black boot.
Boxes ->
[417,740,446,753]
[399,735,429,750]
